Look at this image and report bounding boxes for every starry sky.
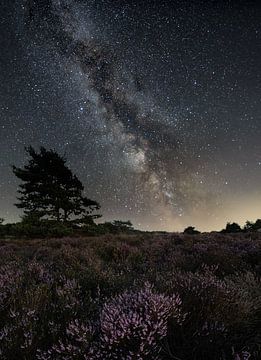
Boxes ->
[1,0,261,231]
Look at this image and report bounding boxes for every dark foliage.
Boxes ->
[0,218,136,238]
[222,222,242,233]
[184,226,201,235]
[244,219,261,232]
[12,146,100,222]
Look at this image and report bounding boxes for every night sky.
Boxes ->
[1,0,261,231]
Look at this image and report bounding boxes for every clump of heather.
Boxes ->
[99,283,183,359]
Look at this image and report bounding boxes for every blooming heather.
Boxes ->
[0,233,260,359]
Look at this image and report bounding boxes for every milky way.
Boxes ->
[1,0,261,231]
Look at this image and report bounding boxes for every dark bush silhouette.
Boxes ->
[221,222,242,233]
[94,220,134,235]
[184,226,201,235]
[112,220,134,231]
[244,219,261,232]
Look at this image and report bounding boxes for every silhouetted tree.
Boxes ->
[13,146,100,222]
[244,220,254,232]
[244,219,261,232]
[183,226,200,235]
[222,222,242,233]
[255,219,261,230]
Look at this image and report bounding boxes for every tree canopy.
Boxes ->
[12,146,100,222]
[222,222,242,233]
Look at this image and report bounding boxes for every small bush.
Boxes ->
[184,226,201,235]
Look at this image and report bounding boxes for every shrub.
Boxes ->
[183,226,201,235]
[99,283,183,359]
[222,222,242,233]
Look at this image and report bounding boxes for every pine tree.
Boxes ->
[12,146,100,222]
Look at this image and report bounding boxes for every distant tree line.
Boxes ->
[183,219,261,235]
[221,220,261,233]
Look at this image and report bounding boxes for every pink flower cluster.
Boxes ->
[99,282,183,359]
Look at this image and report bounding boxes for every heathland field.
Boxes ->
[1,233,260,359]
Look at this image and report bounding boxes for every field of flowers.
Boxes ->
[0,232,260,359]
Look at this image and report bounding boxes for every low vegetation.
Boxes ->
[0,232,260,359]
